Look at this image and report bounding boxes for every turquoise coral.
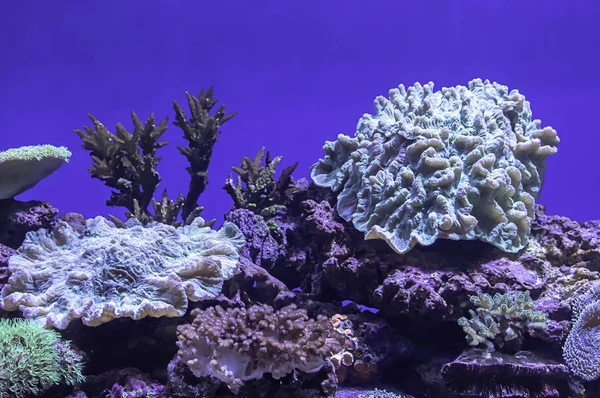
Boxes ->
[311,79,559,253]
[457,291,548,350]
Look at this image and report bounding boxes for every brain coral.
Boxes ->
[311,79,559,253]
[0,216,244,329]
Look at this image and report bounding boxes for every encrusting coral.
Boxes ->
[0,318,85,398]
[457,291,548,351]
[0,144,71,200]
[75,87,236,226]
[175,303,344,393]
[224,146,299,217]
[311,79,559,254]
[0,215,244,329]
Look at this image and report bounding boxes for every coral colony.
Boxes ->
[1,79,599,397]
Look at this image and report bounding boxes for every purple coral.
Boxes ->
[175,304,344,393]
[442,349,570,397]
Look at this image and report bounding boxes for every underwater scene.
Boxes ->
[1,1,599,397]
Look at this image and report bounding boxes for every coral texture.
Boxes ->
[563,281,600,381]
[441,348,570,397]
[457,291,548,351]
[0,199,58,248]
[224,147,299,216]
[68,368,164,398]
[0,144,71,199]
[1,216,244,329]
[0,318,84,398]
[176,304,343,393]
[311,79,559,253]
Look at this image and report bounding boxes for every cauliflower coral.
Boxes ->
[311,79,559,254]
[1,216,244,329]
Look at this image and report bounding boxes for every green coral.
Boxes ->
[0,318,84,398]
[457,290,548,351]
[75,87,236,227]
[311,79,559,254]
[224,147,299,217]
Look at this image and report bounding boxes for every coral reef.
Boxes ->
[67,368,164,398]
[175,303,343,393]
[0,318,84,398]
[224,146,299,216]
[0,144,71,199]
[441,349,570,397]
[311,79,559,254]
[2,79,596,397]
[563,281,600,381]
[75,88,236,226]
[1,215,244,329]
[457,291,548,351]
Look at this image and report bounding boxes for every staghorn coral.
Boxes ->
[174,87,238,221]
[311,79,559,254]
[224,147,299,217]
[75,112,169,218]
[76,88,236,226]
[0,215,244,329]
[175,303,344,393]
[0,318,84,398]
[457,291,548,351]
[0,144,71,200]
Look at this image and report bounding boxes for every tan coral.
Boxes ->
[0,144,71,199]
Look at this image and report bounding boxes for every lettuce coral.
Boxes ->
[0,216,244,329]
[311,79,559,253]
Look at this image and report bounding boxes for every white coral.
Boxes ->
[0,216,244,329]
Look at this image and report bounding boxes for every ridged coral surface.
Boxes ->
[0,216,244,329]
[311,79,559,253]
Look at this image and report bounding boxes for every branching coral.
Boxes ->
[174,87,238,221]
[0,215,244,329]
[458,291,548,351]
[224,147,299,217]
[175,304,343,393]
[311,79,559,254]
[75,87,236,226]
[0,144,71,199]
[0,318,84,398]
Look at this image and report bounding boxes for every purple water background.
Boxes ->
[1,1,598,224]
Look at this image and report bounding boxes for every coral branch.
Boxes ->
[173,87,238,221]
